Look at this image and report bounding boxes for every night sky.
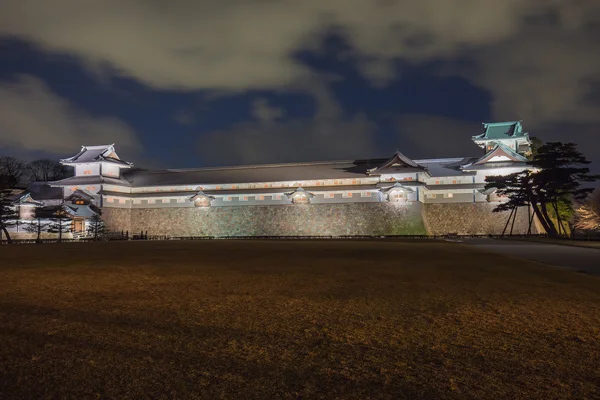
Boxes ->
[0,1,598,172]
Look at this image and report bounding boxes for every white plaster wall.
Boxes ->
[75,163,100,176]
[102,163,121,178]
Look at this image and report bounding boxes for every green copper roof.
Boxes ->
[473,121,528,140]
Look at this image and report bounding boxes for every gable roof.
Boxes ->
[65,189,96,200]
[472,121,529,141]
[380,182,414,194]
[367,150,424,175]
[9,183,64,203]
[11,193,44,206]
[60,144,132,167]
[461,143,528,170]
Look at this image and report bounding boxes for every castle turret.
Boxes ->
[472,121,532,156]
[60,144,133,178]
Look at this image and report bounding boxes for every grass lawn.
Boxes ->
[1,240,599,399]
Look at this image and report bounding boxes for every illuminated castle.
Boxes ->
[15,121,537,237]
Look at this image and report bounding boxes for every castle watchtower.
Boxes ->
[472,121,532,156]
[60,144,133,179]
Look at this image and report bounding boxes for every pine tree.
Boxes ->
[0,176,17,244]
[48,207,72,242]
[485,142,599,237]
[87,213,105,240]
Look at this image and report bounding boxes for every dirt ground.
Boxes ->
[1,240,599,399]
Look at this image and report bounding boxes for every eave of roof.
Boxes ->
[102,184,388,198]
[49,175,132,187]
[461,162,530,171]
[424,183,486,191]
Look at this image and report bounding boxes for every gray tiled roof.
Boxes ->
[64,204,97,217]
[122,159,385,187]
[16,182,64,201]
[61,145,132,166]
[416,157,478,177]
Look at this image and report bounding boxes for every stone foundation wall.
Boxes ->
[422,203,538,235]
[101,208,132,234]
[126,203,427,237]
[100,202,541,237]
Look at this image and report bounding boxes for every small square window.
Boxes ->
[327,193,335,198]
[258,195,265,200]
[241,196,248,201]
[216,186,222,190]
[444,193,454,198]
[148,199,156,204]
[133,200,141,204]
[273,195,281,200]
[177,198,186,203]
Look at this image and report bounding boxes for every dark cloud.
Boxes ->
[0,75,141,155]
[395,115,482,159]
[197,86,379,165]
[1,0,599,170]
[1,0,597,129]
[196,114,378,166]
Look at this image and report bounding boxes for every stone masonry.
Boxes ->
[102,202,541,237]
[104,203,427,237]
[422,203,538,235]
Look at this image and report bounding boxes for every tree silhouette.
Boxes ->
[485,142,598,237]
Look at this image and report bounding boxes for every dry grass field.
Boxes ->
[1,240,599,399]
